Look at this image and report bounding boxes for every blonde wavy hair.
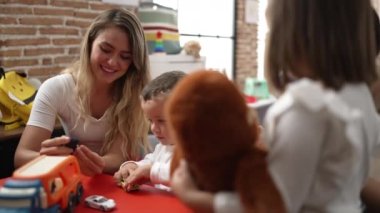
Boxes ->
[65,8,150,160]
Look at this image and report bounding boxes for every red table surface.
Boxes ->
[0,174,193,213]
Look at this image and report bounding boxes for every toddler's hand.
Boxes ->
[125,164,152,187]
[113,162,138,185]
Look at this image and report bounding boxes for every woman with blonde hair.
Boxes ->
[14,8,150,176]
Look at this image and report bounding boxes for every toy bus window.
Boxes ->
[39,187,48,209]
[49,177,63,194]
[0,187,34,208]
[0,199,32,208]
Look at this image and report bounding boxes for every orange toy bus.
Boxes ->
[0,155,83,213]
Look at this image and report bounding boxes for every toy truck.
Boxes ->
[0,155,83,213]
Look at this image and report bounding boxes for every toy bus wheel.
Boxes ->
[75,183,84,204]
[65,192,75,213]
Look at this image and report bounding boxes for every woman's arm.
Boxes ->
[15,75,71,168]
[14,125,73,168]
[14,125,50,168]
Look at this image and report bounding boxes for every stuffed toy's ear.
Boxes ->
[166,70,285,211]
[166,70,258,191]
[235,148,286,213]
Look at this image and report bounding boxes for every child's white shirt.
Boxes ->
[127,143,173,191]
[214,78,380,213]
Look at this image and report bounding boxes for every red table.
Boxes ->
[1,174,192,213]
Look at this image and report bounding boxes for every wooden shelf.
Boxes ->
[149,54,206,79]
[0,123,63,142]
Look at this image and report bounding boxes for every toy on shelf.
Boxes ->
[244,77,270,103]
[138,2,181,55]
[183,40,201,59]
[154,31,165,53]
[0,155,83,213]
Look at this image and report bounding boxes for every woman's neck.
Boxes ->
[89,83,114,119]
[92,83,112,96]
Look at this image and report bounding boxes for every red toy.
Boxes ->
[167,70,285,212]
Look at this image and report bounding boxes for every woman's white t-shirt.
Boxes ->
[28,73,110,153]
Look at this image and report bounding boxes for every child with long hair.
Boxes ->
[171,0,380,212]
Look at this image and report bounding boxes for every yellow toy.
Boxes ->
[117,178,140,192]
[0,67,37,130]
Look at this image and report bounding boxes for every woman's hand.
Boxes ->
[39,136,74,155]
[74,145,106,176]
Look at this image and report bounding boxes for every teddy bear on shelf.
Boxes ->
[182,40,201,59]
[166,70,285,212]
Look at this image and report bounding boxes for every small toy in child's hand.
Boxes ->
[85,195,116,211]
[126,183,140,192]
[65,138,79,151]
[118,178,139,192]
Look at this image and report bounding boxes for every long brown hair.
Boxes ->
[266,0,378,92]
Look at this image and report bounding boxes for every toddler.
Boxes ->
[114,71,186,191]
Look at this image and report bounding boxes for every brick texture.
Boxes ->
[8,0,372,91]
[1,0,254,87]
[234,0,380,90]
[1,0,254,86]
[234,0,258,90]
[0,0,134,79]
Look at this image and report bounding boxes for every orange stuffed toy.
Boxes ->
[166,70,285,212]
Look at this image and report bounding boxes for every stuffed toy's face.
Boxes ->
[166,70,259,192]
[166,70,286,212]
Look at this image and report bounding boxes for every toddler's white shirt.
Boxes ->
[135,143,174,191]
